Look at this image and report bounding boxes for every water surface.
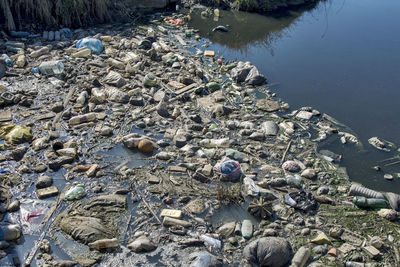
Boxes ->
[189,0,400,193]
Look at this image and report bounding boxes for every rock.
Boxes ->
[216,221,236,238]
[316,186,329,195]
[231,61,252,83]
[36,186,59,199]
[184,198,206,214]
[211,104,233,118]
[370,236,384,249]
[310,231,330,245]
[106,87,129,103]
[384,192,400,211]
[296,111,313,120]
[7,200,20,212]
[187,251,223,267]
[377,208,397,221]
[301,169,317,179]
[0,224,21,241]
[48,156,74,170]
[60,216,114,244]
[102,71,126,88]
[128,235,157,252]
[384,174,393,180]
[312,245,328,255]
[36,174,53,189]
[243,237,292,267]
[256,99,280,112]
[137,139,155,153]
[245,66,266,85]
[261,121,279,136]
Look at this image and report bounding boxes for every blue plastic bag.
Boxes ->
[76,38,103,54]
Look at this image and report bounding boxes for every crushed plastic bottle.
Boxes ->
[64,184,86,201]
[88,238,118,250]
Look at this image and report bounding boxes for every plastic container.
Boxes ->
[214,9,220,17]
[75,38,103,54]
[352,196,387,209]
[69,113,97,126]
[64,185,86,201]
[241,220,253,239]
[1,54,13,67]
[38,60,64,75]
[88,238,118,250]
[348,184,385,199]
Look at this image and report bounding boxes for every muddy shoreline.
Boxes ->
[0,8,399,267]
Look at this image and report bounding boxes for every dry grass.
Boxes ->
[0,0,116,31]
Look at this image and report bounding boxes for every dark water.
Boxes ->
[189,0,400,193]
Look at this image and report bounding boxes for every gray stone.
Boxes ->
[243,237,292,267]
[245,66,266,86]
[102,71,126,88]
[317,186,329,195]
[261,121,279,136]
[188,251,222,267]
[128,235,157,252]
[36,174,53,189]
[0,59,6,79]
[312,245,328,255]
[231,61,252,83]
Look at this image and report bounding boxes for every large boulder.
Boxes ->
[243,237,293,267]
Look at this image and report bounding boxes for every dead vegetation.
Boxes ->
[0,0,118,31]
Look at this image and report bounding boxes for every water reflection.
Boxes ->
[189,4,318,53]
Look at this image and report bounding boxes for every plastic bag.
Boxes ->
[76,38,103,54]
[17,199,51,235]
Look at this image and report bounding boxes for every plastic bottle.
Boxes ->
[30,47,50,58]
[42,31,49,40]
[200,234,221,249]
[48,31,55,41]
[1,54,13,67]
[345,262,365,267]
[199,138,229,148]
[159,40,171,52]
[88,238,118,250]
[352,196,387,209]
[54,31,61,41]
[152,42,162,52]
[285,194,297,207]
[214,9,220,17]
[68,113,97,126]
[38,60,64,75]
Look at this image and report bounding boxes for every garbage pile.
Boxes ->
[0,8,399,267]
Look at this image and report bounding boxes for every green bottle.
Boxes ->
[353,196,387,209]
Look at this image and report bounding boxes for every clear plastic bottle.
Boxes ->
[64,184,86,200]
[147,28,155,38]
[1,54,13,67]
[68,113,97,126]
[200,234,221,249]
[38,60,64,75]
[199,138,229,148]
[88,238,118,250]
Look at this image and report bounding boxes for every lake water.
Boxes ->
[189,0,400,193]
